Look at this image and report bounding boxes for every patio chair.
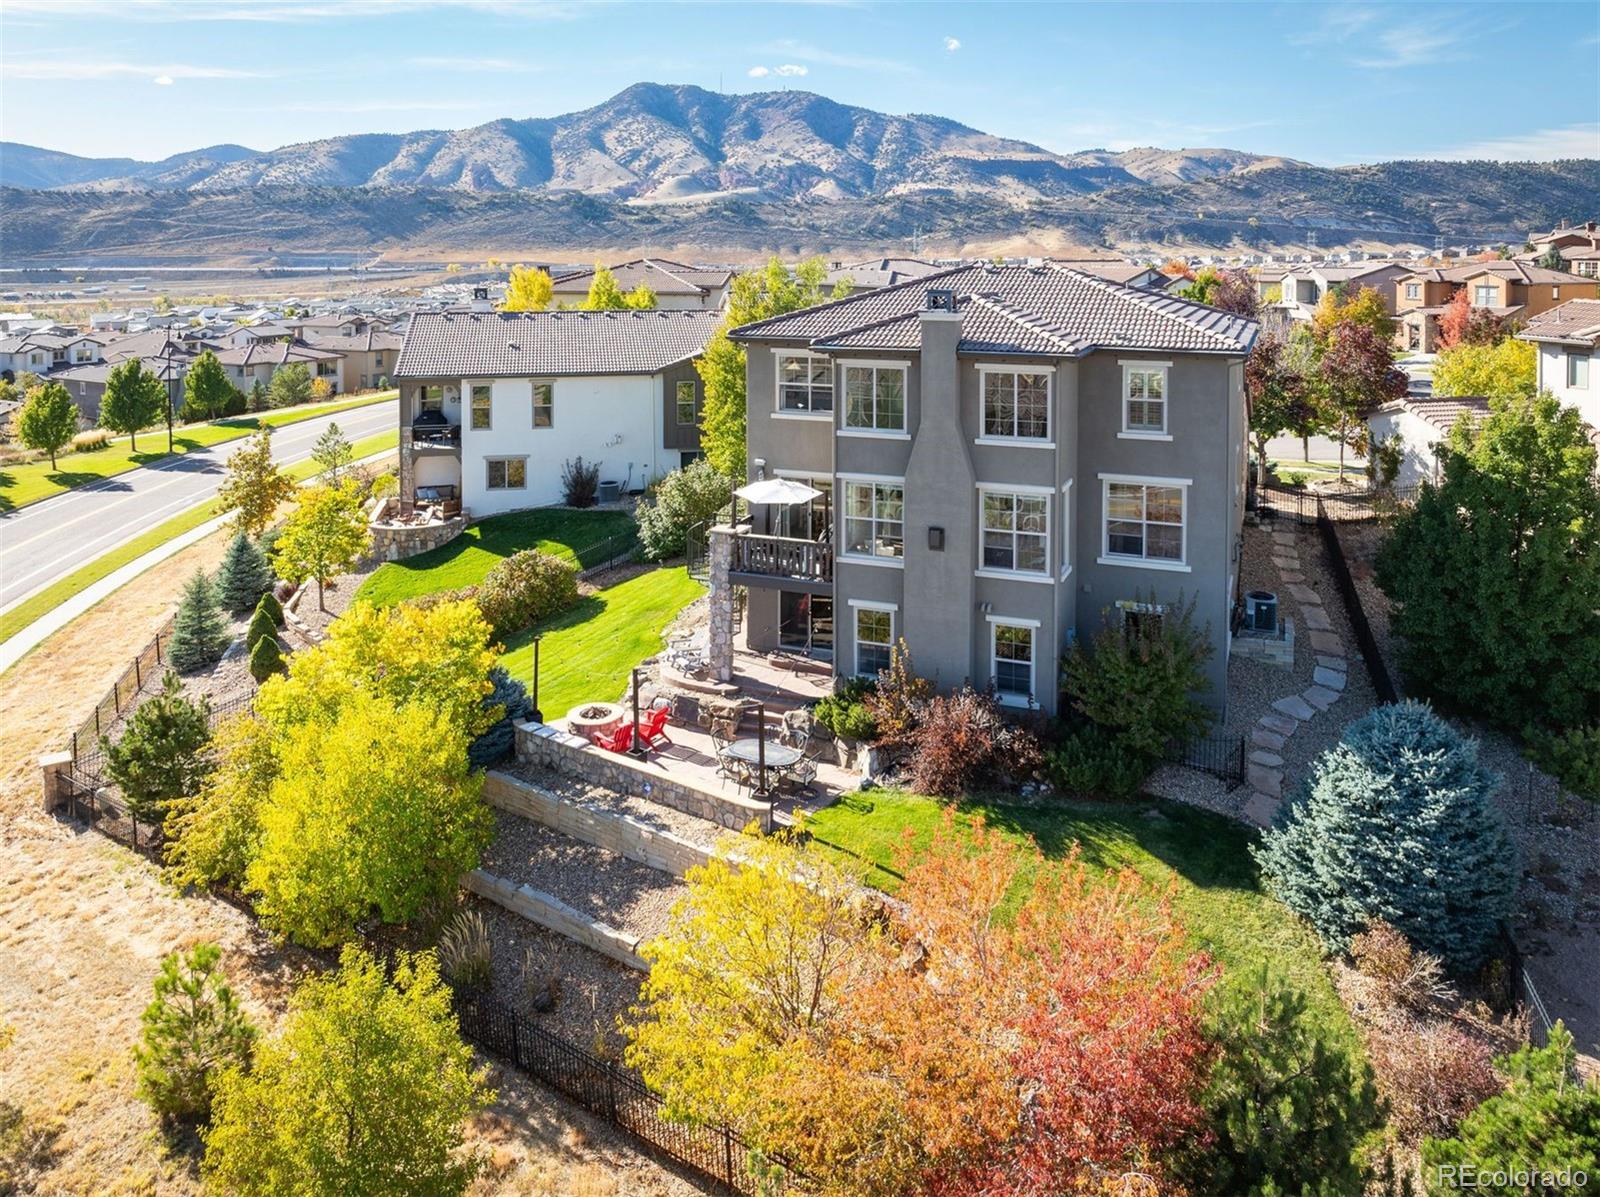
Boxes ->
[710,730,747,786]
[591,724,634,755]
[780,739,821,794]
[634,705,673,749]
[780,709,813,749]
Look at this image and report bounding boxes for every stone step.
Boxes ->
[1272,694,1316,721]
[1259,712,1299,736]
[1242,791,1280,828]
[1313,665,1347,691]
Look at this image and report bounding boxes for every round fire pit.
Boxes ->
[566,702,625,740]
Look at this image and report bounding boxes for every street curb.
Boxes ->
[0,448,395,677]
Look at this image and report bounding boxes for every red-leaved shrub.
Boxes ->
[907,687,1041,798]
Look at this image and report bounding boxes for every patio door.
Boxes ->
[775,477,832,541]
[779,591,834,660]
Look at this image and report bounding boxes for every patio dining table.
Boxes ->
[722,737,801,791]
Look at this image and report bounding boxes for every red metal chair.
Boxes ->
[634,705,673,749]
[591,724,634,754]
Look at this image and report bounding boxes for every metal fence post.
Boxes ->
[510,1012,520,1068]
[724,1125,734,1188]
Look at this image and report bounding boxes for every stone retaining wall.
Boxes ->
[513,719,772,834]
[367,498,467,563]
[483,771,715,879]
[464,869,648,971]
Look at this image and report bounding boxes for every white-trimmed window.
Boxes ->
[1121,363,1168,436]
[532,381,553,428]
[980,488,1049,574]
[988,618,1036,705]
[843,364,907,433]
[1568,352,1590,389]
[842,479,904,559]
[852,603,895,677]
[1404,282,1421,299]
[486,457,526,490]
[776,352,833,413]
[981,369,1050,440]
[1472,284,1497,308]
[1102,477,1187,567]
[675,379,698,425]
[469,384,492,430]
[419,384,445,413]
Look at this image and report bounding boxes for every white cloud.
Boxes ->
[774,63,808,77]
[944,36,961,52]
[1417,123,1600,162]
[153,75,174,86]
[763,38,914,74]
[1288,4,1492,69]
[2,59,265,80]
[748,66,771,78]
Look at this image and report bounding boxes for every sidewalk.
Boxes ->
[0,449,395,676]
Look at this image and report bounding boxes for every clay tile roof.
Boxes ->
[1517,298,1600,346]
[393,309,720,378]
[733,263,1257,356]
[550,259,733,297]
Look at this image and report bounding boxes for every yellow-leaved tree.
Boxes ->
[578,265,657,311]
[502,264,553,312]
[271,480,370,609]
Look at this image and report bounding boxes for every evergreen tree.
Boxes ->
[1254,702,1516,972]
[1421,1023,1600,1195]
[246,378,269,413]
[1376,392,1600,731]
[100,357,166,452]
[254,589,284,627]
[266,362,312,408]
[101,670,213,835]
[248,635,285,683]
[468,666,533,769]
[16,380,79,468]
[1185,969,1382,1196]
[214,531,274,614]
[311,421,352,483]
[183,350,236,422]
[169,569,229,674]
[246,607,277,655]
[134,942,256,1123]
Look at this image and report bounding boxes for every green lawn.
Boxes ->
[805,788,1357,1048]
[356,507,639,607]
[0,390,395,511]
[0,430,397,654]
[498,567,703,720]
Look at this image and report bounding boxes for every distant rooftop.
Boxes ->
[394,309,720,378]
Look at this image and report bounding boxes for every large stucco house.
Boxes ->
[1518,298,1600,435]
[714,264,1259,716]
[391,305,719,517]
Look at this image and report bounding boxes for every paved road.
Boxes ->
[0,399,396,612]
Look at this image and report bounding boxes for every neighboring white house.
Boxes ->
[392,308,720,517]
[1367,395,1490,487]
[1518,298,1600,434]
[549,260,734,312]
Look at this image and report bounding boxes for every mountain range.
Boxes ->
[2,83,1595,262]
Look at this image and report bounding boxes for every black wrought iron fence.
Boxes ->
[453,990,792,1194]
[1162,732,1246,784]
[1251,481,1424,527]
[574,527,642,575]
[70,615,177,751]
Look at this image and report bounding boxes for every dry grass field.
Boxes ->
[0,528,704,1195]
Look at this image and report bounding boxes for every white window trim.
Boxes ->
[974,482,1052,581]
[1060,479,1073,580]
[985,615,1040,709]
[1097,474,1191,573]
[1119,360,1171,438]
[771,348,834,416]
[485,456,528,490]
[1567,351,1590,390]
[847,600,897,679]
[531,380,554,429]
[839,475,906,568]
[467,382,493,432]
[976,363,1053,445]
[839,359,909,434]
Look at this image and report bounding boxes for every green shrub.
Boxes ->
[473,550,578,638]
[1061,593,1214,759]
[168,569,229,673]
[248,635,285,683]
[1183,969,1381,1197]
[636,459,734,560]
[813,678,878,742]
[1044,728,1149,800]
[560,455,600,507]
[101,670,213,836]
[1254,701,1516,971]
[215,531,275,614]
[246,607,277,654]
[134,942,256,1123]
[1527,723,1600,801]
[254,589,284,628]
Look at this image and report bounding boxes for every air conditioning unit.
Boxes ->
[1244,590,1278,634]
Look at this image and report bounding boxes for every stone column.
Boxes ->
[707,525,735,683]
[39,751,73,815]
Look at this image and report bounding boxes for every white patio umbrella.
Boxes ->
[734,477,823,505]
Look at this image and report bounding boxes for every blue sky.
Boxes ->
[2,0,1596,165]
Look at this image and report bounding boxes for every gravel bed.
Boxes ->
[467,894,646,1057]
[287,562,378,643]
[501,760,730,853]
[480,809,688,945]
[1332,519,1408,693]
[1147,518,1378,818]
